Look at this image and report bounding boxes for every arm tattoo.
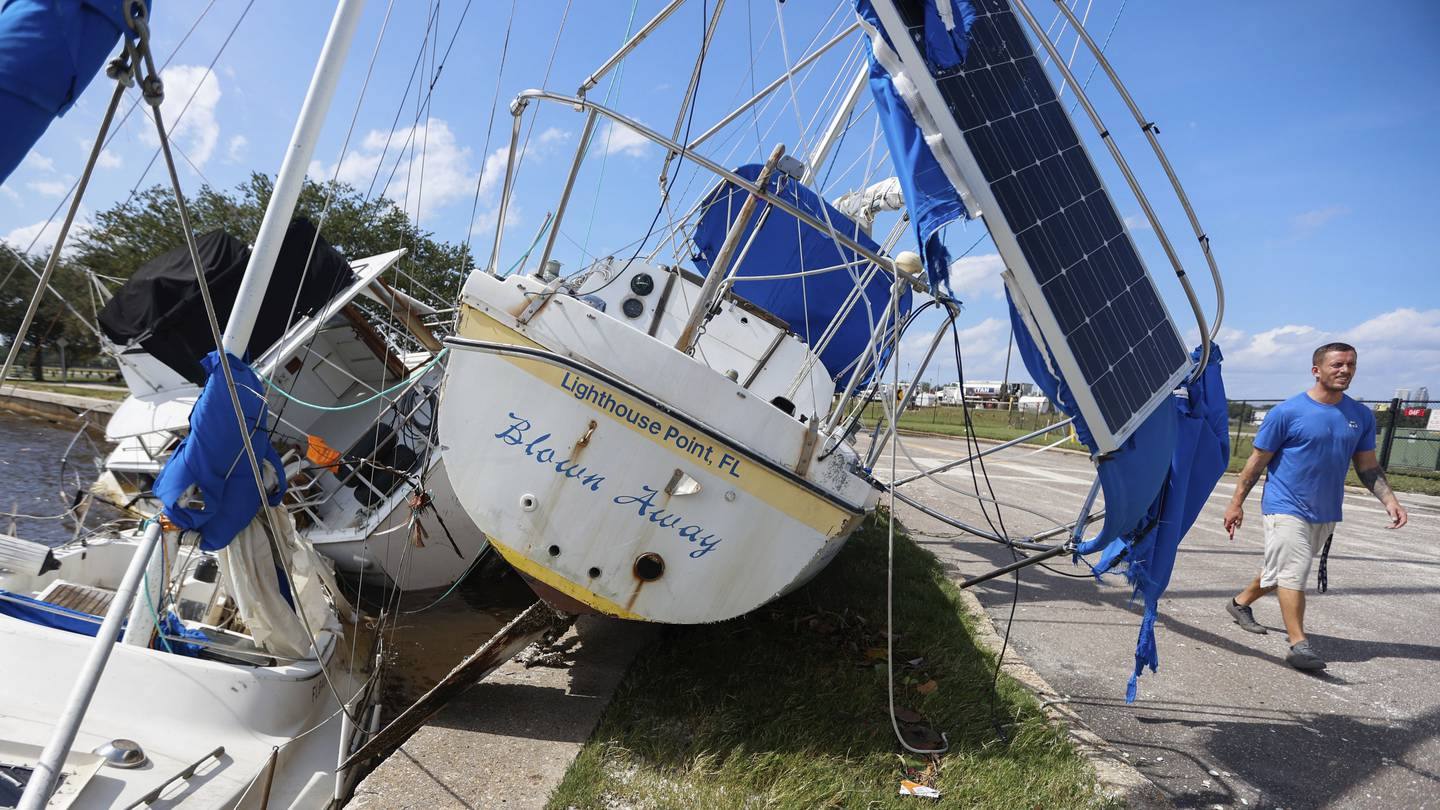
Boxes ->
[1358,466,1395,503]
[1234,464,1264,502]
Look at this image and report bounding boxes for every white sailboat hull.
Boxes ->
[437,272,877,624]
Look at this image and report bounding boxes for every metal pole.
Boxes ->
[1009,0,1212,379]
[1071,475,1102,544]
[1380,397,1401,470]
[803,63,870,185]
[659,0,726,187]
[530,110,598,278]
[18,522,164,810]
[960,544,1069,590]
[866,305,956,468]
[676,144,785,354]
[890,416,1076,486]
[221,0,367,355]
[577,0,689,97]
[0,80,126,387]
[508,90,925,292]
[687,22,861,152]
[486,110,526,275]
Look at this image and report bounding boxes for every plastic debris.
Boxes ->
[899,779,940,799]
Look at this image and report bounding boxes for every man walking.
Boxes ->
[1223,343,1408,670]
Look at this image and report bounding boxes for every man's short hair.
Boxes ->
[1312,342,1356,366]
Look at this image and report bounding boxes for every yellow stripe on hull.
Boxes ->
[454,303,855,536]
[488,537,645,621]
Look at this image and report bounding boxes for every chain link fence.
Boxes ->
[1229,398,1440,475]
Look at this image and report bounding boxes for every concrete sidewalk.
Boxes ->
[877,432,1439,810]
[350,616,656,809]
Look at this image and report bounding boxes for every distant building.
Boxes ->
[1251,409,1269,426]
[1395,387,1412,401]
[1416,386,1430,403]
[1017,395,1051,413]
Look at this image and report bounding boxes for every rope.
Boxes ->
[499,216,552,278]
[135,9,362,723]
[261,349,447,412]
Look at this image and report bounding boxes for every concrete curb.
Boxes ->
[953,587,1171,809]
[0,386,117,427]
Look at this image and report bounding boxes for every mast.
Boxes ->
[221,0,367,355]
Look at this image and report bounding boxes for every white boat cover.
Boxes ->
[218,506,352,659]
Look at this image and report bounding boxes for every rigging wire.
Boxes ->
[0,0,223,293]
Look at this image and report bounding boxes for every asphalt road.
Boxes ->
[870,431,1440,810]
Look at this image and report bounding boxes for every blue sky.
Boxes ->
[3,0,1438,401]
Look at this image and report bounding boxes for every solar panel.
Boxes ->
[868,0,1190,452]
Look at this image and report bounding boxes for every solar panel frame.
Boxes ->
[865,0,1191,453]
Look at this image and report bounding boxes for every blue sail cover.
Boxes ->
[154,350,286,551]
[854,0,978,294]
[1076,344,1229,702]
[1010,287,1228,701]
[692,164,910,388]
[0,0,145,184]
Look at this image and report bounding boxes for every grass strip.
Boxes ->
[548,513,1115,809]
[4,382,129,401]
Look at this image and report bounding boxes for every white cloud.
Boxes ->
[21,152,54,173]
[1289,204,1348,235]
[226,134,248,163]
[78,139,122,169]
[1216,308,1440,399]
[1,186,19,202]
[1123,214,1152,232]
[899,317,1013,379]
[947,252,1005,300]
[539,127,570,145]
[3,208,89,254]
[594,120,652,158]
[141,65,222,168]
[472,204,523,236]
[312,119,475,219]
[26,180,69,198]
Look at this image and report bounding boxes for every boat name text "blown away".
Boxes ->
[494,412,724,558]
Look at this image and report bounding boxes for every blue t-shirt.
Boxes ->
[1253,392,1376,523]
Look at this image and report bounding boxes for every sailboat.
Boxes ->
[0,1,402,806]
[88,218,489,592]
[433,0,1225,640]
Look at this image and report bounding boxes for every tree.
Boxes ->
[71,172,475,303]
[2,173,475,368]
[0,253,108,374]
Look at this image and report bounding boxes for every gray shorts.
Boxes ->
[1260,514,1335,591]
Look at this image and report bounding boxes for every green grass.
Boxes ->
[1224,435,1440,496]
[547,514,1115,810]
[3,382,129,401]
[863,404,1440,498]
[862,403,1088,452]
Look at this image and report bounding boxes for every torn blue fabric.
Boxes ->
[855,0,977,294]
[1005,288,1174,542]
[154,350,285,551]
[1007,290,1230,703]
[1085,344,1229,702]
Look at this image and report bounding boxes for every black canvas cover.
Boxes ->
[99,218,357,383]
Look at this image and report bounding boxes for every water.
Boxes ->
[0,410,123,545]
[0,408,534,745]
